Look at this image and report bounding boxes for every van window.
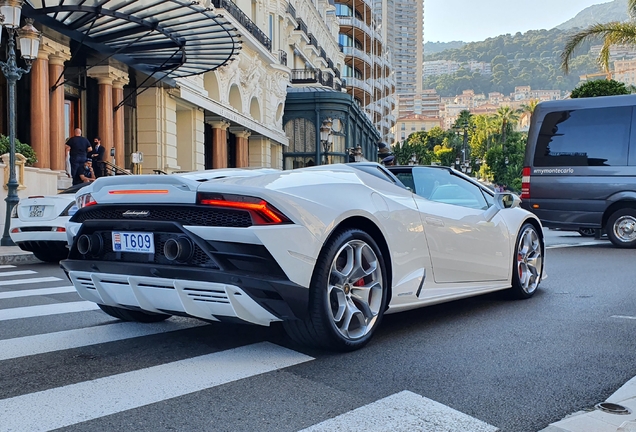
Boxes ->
[533,106,632,167]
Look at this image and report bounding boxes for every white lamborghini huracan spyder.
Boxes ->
[61,163,545,351]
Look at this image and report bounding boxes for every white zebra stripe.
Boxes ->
[0,319,206,360]
[0,276,62,287]
[300,390,498,432]
[0,301,99,321]
[0,286,76,299]
[0,342,314,432]
[0,270,37,278]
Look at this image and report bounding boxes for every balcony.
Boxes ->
[211,0,271,51]
[343,76,372,102]
[338,16,372,37]
[342,46,372,67]
[290,69,336,89]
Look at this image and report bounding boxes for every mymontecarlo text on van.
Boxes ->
[521,93,636,248]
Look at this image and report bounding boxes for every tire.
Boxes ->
[283,228,388,352]
[33,250,67,263]
[578,228,596,237]
[606,208,636,248]
[98,304,171,323]
[510,223,543,299]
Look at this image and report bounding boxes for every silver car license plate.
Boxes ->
[29,205,44,217]
[112,232,155,254]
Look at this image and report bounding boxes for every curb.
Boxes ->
[0,252,41,265]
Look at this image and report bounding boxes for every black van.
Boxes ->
[520,94,636,248]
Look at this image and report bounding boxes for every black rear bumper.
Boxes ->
[61,219,310,321]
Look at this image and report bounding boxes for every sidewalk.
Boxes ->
[0,245,40,265]
[540,377,636,432]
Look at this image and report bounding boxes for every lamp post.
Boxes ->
[319,118,333,165]
[0,0,41,246]
[454,120,476,175]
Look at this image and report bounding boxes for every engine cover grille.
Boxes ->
[71,205,253,227]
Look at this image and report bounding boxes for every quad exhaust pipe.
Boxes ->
[163,236,194,262]
[77,234,103,256]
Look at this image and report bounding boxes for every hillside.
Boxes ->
[556,0,628,30]
[423,28,600,97]
[424,41,466,55]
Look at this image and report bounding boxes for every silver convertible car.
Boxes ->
[61,163,545,351]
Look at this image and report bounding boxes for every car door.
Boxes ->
[407,167,511,283]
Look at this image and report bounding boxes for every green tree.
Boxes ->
[570,79,631,98]
[561,0,636,74]
[433,144,456,167]
[493,106,520,144]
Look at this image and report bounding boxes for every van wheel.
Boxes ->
[607,209,636,248]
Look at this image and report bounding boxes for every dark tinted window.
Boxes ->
[533,107,632,167]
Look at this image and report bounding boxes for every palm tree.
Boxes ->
[520,99,539,115]
[561,0,636,74]
[494,106,520,145]
[453,110,473,129]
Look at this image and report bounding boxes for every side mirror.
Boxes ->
[496,192,521,209]
[482,192,521,222]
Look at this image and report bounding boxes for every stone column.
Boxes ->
[112,78,128,167]
[97,77,114,165]
[233,129,251,168]
[209,120,230,169]
[48,55,66,171]
[30,52,49,168]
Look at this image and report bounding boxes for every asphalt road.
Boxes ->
[0,232,634,432]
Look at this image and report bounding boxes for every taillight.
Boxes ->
[197,192,292,225]
[521,167,531,199]
[76,193,97,210]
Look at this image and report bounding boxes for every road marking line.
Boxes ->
[0,286,76,299]
[0,301,100,321]
[0,265,16,269]
[0,320,207,360]
[0,270,37,278]
[0,276,62,287]
[299,390,497,432]
[611,315,636,321]
[0,342,314,432]
[547,242,604,249]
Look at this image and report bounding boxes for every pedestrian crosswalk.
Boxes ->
[0,263,500,432]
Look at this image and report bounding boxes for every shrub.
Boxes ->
[0,135,37,166]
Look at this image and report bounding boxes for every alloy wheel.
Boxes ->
[327,239,384,340]
[612,215,636,243]
[516,227,542,295]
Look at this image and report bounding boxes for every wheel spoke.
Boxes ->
[328,286,347,322]
[326,238,384,341]
[516,226,542,294]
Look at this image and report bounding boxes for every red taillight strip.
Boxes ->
[108,190,169,195]
[199,198,284,224]
[521,166,531,199]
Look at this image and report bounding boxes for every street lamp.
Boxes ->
[0,0,41,246]
[319,118,333,165]
[454,120,476,175]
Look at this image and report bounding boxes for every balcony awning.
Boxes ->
[24,0,242,79]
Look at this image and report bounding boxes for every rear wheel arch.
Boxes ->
[326,216,393,304]
[602,200,636,229]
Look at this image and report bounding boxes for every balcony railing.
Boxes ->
[287,2,296,19]
[278,50,287,66]
[296,18,308,35]
[342,46,372,66]
[290,69,336,89]
[211,0,271,51]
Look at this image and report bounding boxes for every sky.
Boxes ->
[425,0,612,43]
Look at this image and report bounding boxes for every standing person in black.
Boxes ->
[66,128,92,185]
[89,137,105,178]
